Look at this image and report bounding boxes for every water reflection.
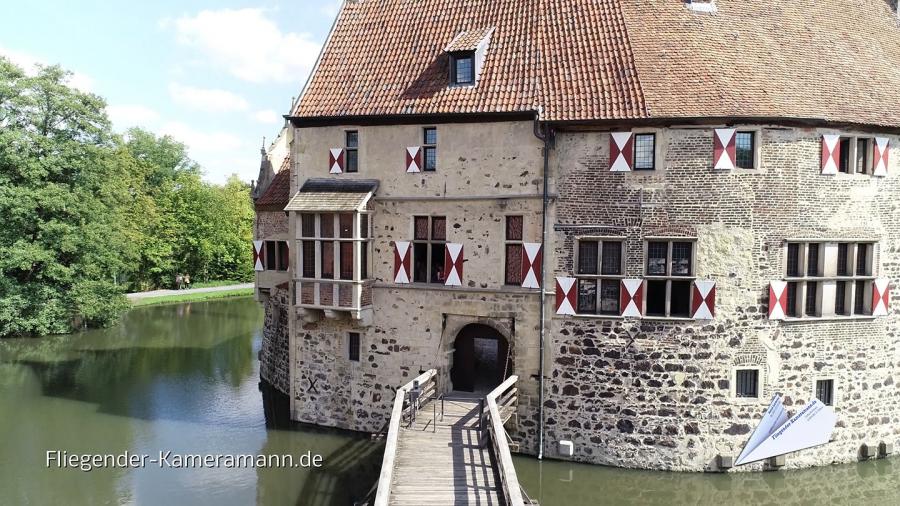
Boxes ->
[514,453,900,506]
[3,297,898,506]
[0,298,380,506]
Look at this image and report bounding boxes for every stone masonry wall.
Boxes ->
[287,120,546,443]
[259,285,290,395]
[544,125,900,471]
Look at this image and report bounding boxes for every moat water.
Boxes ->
[1,297,898,505]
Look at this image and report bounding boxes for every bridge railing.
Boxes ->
[485,375,527,506]
[373,369,437,506]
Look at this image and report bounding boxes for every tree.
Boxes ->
[0,57,131,336]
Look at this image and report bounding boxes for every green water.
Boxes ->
[1,297,898,506]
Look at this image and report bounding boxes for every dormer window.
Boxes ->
[451,52,475,85]
[444,26,494,87]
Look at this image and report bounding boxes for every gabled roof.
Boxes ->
[293,0,646,121]
[444,26,494,52]
[293,0,900,129]
[255,168,291,212]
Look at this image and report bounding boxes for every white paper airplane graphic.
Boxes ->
[734,394,837,466]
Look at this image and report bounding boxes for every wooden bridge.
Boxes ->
[369,369,535,506]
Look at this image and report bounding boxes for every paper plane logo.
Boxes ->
[734,394,837,466]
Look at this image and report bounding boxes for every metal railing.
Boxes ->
[485,375,526,506]
[373,369,437,506]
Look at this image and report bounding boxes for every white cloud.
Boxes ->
[0,45,95,92]
[252,109,283,125]
[168,82,249,112]
[166,8,321,84]
[158,121,257,184]
[106,104,160,130]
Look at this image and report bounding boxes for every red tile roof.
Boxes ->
[255,167,291,212]
[293,0,900,128]
[444,26,494,52]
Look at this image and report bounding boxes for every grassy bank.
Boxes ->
[130,288,254,307]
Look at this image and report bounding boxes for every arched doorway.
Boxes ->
[450,324,512,393]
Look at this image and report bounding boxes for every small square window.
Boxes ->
[578,241,599,275]
[835,281,848,316]
[815,379,834,406]
[836,243,849,276]
[786,243,800,277]
[452,53,475,85]
[301,214,316,238]
[735,131,755,169]
[600,242,622,275]
[424,127,437,146]
[633,134,656,170]
[807,243,819,277]
[345,131,359,148]
[348,332,360,362]
[505,215,523,241]
[735,369,759,398]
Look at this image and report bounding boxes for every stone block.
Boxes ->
[558,440,574,457]
[718,455,733,469]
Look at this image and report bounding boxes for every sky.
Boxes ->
[0,0,342,184]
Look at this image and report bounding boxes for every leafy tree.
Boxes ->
[0,57,131,336]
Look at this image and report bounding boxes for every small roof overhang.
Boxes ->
[284,178,379,212]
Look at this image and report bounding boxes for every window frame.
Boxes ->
[345,130,359,173]
[423,127,437,172]
[411,215,448,284]
[733,367,762,400]
[834,134,875,176]
[813,377,837,407]
[573,237,625,316]
[503,215,525,286]
[296,212,372,282]
[263,240,289,272]
[348,332,361,362]
[642,239,697,319]
[782,241,878,319]
[632,133,657,171]
[450,51,475,86]
[734,130,757,169]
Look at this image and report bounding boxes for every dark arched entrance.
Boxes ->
[450,324,512,393]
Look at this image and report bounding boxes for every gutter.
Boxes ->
[533,112,552,461]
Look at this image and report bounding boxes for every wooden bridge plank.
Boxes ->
[388,398,505,506]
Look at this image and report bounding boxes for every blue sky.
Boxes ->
[1,0,342,183]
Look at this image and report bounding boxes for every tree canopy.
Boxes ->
[0,57,254,338]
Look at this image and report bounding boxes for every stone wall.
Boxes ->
[259,285,290,395]
[287,120,546,441]
[543,125,900,471]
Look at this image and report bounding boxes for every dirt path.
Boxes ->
[126,283,254,300]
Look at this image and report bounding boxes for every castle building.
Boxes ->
[253,0,900,471]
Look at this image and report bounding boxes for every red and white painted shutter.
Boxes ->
[620,279,644,317]
[253,240,264,271]
[555,277,577,315]
[872,278,890,316]
[691,280,716,320]
[329,148,344,174]
[768,281,788,320]
[873,137,890,177]
[406,146,422,173]
[821,135,840,175]
[713,129,737,170]
[393,241,411,284]
[609,132,634,172]
[444,243,463,286]
[520,243,542,289]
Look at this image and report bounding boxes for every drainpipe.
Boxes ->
[533,114,552,460]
